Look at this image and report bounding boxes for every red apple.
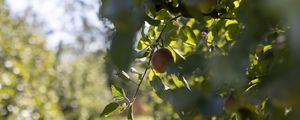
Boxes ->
[151,48,174,73]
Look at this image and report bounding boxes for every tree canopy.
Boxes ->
[99,0,300,119]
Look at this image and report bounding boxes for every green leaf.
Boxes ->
[226,23,239,40]
[110,32,134,70]
[145,14,160,26]
[263,45,272,53]
[155,9,173,20]
[171,74,191,90]
[181,54,204,75]
[134,47,150,58]
[171,48,185,64]
[127,105,134,120]
[162,22,179,46]
[179,26,197,46]
[150,76,165,92]
[171,74,184,87]
[148,26,156,40]
[207,31,214,46]
[137,36,151,50]
[225,20,238,27]
[144,0,156,17]
[100,102,119,117]
[249,78,260,85]
[148,69,155,80]
[111,85,126,102]
[172,0,179,7]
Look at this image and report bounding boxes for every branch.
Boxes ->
[132,49,153,101]
[132,15,181,101]
[155,15,182,44]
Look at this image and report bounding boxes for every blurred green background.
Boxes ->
[0,0,114,119]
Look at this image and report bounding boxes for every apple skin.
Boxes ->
[151,48,174,73]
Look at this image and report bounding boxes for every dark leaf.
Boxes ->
[100,102,119,117]
[134,47,150,58]
[226,23,239,40]
[145,14,160,26]
[110,32,134,70]
[150,76,165,92]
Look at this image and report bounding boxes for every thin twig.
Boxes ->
[132,15,182,102]
[155,15,182,44]
[132,49,153,101]
[156,25,167,43]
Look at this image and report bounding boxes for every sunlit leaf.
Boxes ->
[249,78,260,85]
[137,36,151,50]
[162,22,179,46]
[111,85,126,102]
[148,26,156,40]
[206,18,215,28]
[207,31,214,46]
[171,48,185,63]
[179,26,197,46]
[171,74,184,87]
[263,45,272,53]
[171,74,192,90]
[225,20,238,27]
[186,18,196,27]
[155,9,173,20]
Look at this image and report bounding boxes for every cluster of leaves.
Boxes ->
[100,0,300,119]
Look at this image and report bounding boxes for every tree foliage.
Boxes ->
[99,0,300,119]
[0,2,111,119]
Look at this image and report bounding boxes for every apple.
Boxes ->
[198,0,218,14]
[151,48,174,73]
